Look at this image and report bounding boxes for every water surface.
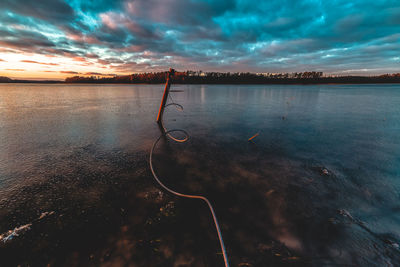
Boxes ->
[0,83,399,266]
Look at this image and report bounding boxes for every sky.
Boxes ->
[0,0,399,80]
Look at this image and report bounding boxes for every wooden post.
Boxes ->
[156,68,175,124]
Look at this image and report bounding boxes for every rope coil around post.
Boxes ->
[149,69,230,267]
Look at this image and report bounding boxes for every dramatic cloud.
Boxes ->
[1,0,75,23]
[0,0,399,78]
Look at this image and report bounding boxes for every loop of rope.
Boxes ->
[149,97,230,267]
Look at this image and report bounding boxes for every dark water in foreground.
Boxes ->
[0,83,399,266]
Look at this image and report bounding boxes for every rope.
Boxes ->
[149,97,230,267]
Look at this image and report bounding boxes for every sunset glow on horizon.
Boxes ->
[1,0,399,80]
[0,52,121,80]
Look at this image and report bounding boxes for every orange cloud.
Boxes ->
[84,72,116,76]
[60,71,80,74]
[72,57,87,62]
[20,60,59,66]
[86,53,99,59]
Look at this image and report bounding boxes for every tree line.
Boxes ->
[64,71,400,84]
[1,71,400,84]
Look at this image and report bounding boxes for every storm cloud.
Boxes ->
[0,0,399,75]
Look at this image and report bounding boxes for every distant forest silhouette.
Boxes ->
[65,71,400,84]
[1,71,400,84]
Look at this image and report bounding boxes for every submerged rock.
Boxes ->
[338,209,354,221]
[0,223,32,243]
[39,211,55,220]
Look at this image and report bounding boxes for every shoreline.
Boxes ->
[2,81,400,85]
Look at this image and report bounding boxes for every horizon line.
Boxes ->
[2,71,400,82]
